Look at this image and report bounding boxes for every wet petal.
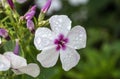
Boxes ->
[37,46,59,68]
[60,47,80,71]
[0,54,10,71]
[4,52,27,69]
[34,27,55,50]
[12,63,40,77]
[67,25,87,49]
[49,15,71,36]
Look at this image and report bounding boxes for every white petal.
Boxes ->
[0,54,10,71]
[37,46,59,68]
[67,25,87,49]
[4,52,27,69]
[60,47,80,71]
[49,15,71,36]
[12,63,40,77]
[34,27,55,50]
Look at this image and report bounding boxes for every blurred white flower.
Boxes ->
[69,0,88,6]
[16,0,27,4]
[34,15,87,71]
[35,0,62,15]
[35,0,89,14]
[0,52,40,77]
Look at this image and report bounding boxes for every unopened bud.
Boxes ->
[41,0,52,13]
[27,20,35,34]
[0,28,10,40]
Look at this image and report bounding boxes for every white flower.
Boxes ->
[35,0,89,14]
[35,0,62,15]
[69,0,88,6]
[16,0,27,4]
[34,15,87,71]
[0,52,40,77]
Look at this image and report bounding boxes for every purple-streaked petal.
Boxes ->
[60,46,80,71]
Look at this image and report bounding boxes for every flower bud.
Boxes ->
[14,39,19,55]
[7,0,14,10]
[24,5,36,20]
[27,20,35,34]
[0,28,10,40]
[41,0,52,13]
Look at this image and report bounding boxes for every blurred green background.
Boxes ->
[1,0,120,79]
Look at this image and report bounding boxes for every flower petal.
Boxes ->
[34,27,55,50]
[4,52,27,69]
[67,25,87,49]
[49,15,71,36]
[12,63,40,77]
[60,47,80,71]
[37,46,59,68]
[0,54,10,71]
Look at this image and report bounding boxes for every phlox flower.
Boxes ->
[34,15,87,71]
[0,52,40,77]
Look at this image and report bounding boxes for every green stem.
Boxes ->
[38,12,45,22]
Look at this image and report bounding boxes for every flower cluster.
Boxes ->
[0,0,87,78]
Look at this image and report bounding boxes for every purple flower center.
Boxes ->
[54,34,68,51]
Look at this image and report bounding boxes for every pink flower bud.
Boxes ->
[14,39,19,55]
[41,0,52,13]
[27,20,35,34]
[7,0,14,10]
[0,28,10,40]
[24,5,36,20]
